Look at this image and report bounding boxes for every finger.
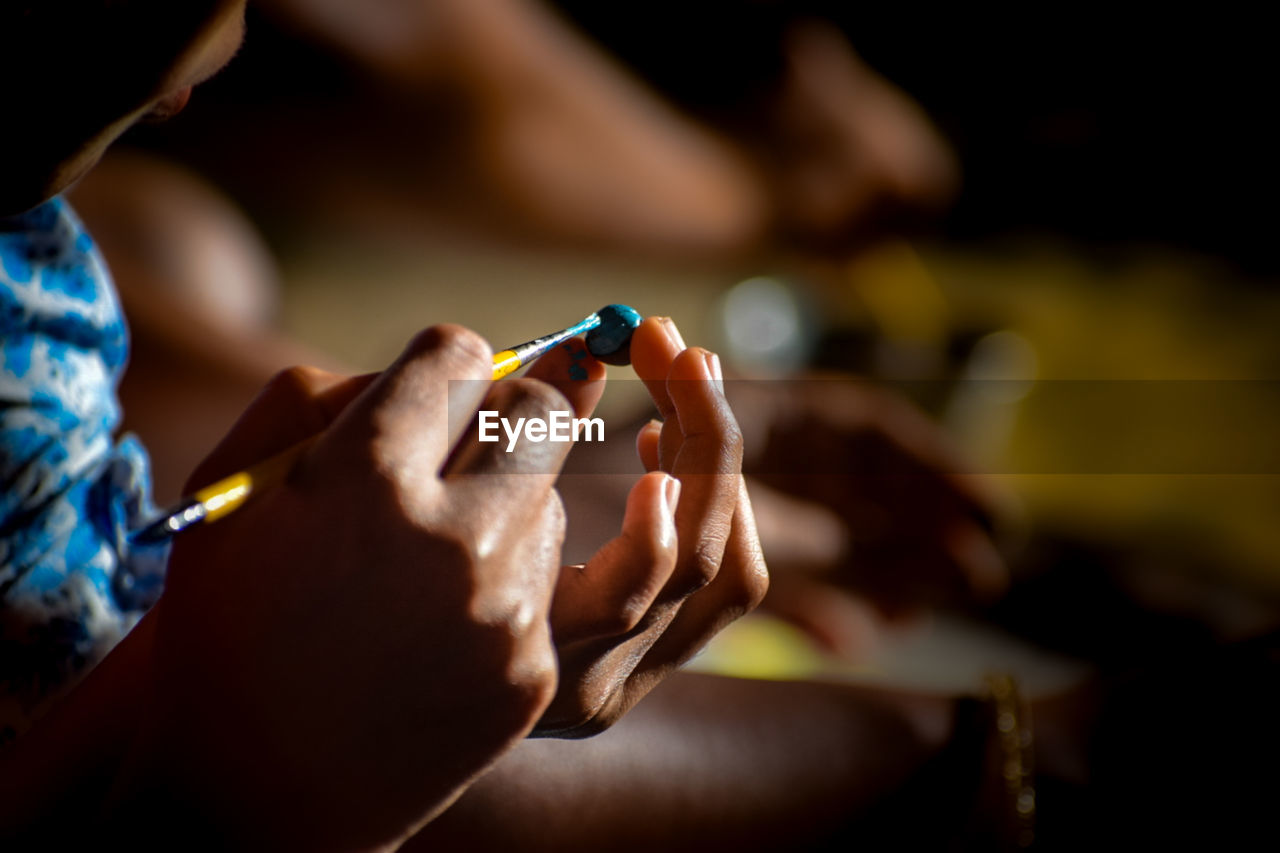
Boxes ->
[629,477,768,689]
[635,319,745,600]
[321,324,494,481]
[938,471,1004,535]
[445,377,579,518]
[630,316,686,422]
[523,338,607,418]
[185,366,377,492]
[445,382,578,635]
[549,471,680,644]
[661,347,742,596]
[631,317,696,471]
[943,517,1007,600]
[636,419,662,472]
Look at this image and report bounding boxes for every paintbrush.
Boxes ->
[131,304,642,545]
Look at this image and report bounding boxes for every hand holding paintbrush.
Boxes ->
[132,304,642,543]
[112,314,762,844]
[136,321,606,839]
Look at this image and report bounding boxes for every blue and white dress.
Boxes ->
[1,197,167,743]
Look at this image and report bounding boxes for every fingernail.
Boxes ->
[662,473,682,514]
[704,351,725,394]
[658,316,687,349]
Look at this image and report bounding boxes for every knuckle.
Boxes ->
[434,518,555,641]
[616,593,654,633]
[593,593,651,637]
[407,324,493,372]
[744,561,770,611]
[598,548,672,636]
[681,544,722,594]
[719,417,745,466]
[458,593,554,692]
[691,415,744,473]
[261,365,315,403]
[502,642,559,720]
[464,571,544,641]
[723,557,770,616]
[463,633,556,737]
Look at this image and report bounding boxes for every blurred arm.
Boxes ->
[407,672,967,851]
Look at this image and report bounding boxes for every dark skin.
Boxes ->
[408,670,1112,852]
[736,378,1006,620]
[407,672,955,852]
[0,317,767,848]
[560,369,1007,660]
[9,3,1185,848]
[3,0,768,840]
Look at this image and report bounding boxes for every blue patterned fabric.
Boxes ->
[1,197,167,743]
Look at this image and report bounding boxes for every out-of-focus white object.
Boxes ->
[945,329,1039,470]
[716,276,816,374]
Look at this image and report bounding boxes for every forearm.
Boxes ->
[251,0,484,90]
[408,672,964,851]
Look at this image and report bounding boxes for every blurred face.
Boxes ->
[3,0,249,213]
[145,0,249,122]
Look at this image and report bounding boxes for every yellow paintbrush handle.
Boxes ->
[491,349,523,379]
[135,314,610,544]
[192,440,313,522]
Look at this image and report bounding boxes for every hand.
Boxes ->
[736,377,1006,650]
[520,320,768,737]
[136,326,575,849]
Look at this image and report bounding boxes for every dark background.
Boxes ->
[550,3,1279,274]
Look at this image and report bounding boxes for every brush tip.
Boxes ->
[586,304,642,365]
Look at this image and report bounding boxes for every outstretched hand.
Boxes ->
[733,377,1007,656]
[522,319,768,736]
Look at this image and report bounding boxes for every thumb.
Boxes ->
[522,337,607,418]
[550,471,680,644]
